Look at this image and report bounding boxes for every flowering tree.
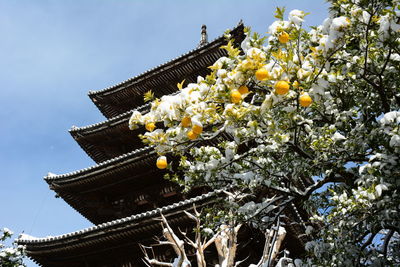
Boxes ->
[130,0,400,265]
[141,208,287,267]
[0,228,25,267]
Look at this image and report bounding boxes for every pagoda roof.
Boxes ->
[69,104,150,163]
[88,22,245,119]
[18,190,221,267]
[19,190,308,266]
[52,124,232,224]
[45,145,153,185]
[45,146,177,224]
[69,100,231,164]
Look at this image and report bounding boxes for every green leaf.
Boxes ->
[220,40,240,58]
[274,7,286,20]
[177,79,186,90]
[143,90,155,102]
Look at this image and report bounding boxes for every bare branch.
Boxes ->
[382,229,395,258]
[356,231,378,265]
[146,259,173,267]
[215,224,242,267]
[300,173,346,199]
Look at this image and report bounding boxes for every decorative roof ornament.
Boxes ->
[198,24,208,47]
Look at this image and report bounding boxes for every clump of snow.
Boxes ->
[332,132,346,141]
[2,228,13,235]
[288,9,305,26]
[379,111,400,125]
[47,172,57,178]
[18,234,38,241]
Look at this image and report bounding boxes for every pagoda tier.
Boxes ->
[45,146,189,225]
[19,21,312,266]
[88,22,245,119]
[18,191,220,267]
[70,23,245,164]
[19,191,307,267]
[49,127,230,224]
[69,104,149,164]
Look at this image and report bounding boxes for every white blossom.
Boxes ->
[332,131,346,141]
[288,9,305,26]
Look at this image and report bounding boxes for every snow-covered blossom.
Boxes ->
[379,110,400,125]
[378,14,400,40]
[390,135,400,147]
[331,16,350,31]
[241,34,251,53]
[3,228,13,236]
[1,228,25,266]
[130,1,400,265]
[129,110,143,129]
[268,20,290,35]
[332,131,346,141]
[288,9,305,26]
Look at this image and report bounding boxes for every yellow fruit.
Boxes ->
[181,116,191,128]
[187,130,198,140]
[274,81,290,95]
[278,31,290,44]
[238,85,249,95]
[299,93,313,107]
[231,90,242,104]
[192,124,203,135]
[255,68,269,81]
[156,156,168,169]
[145,122,156,132]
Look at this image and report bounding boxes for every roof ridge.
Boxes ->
[44,145,154,182]
[17,189,222,244]
[87,21,244,98]
[69,103,150,133]
[70,86,187,134]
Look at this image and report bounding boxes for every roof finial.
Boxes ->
[198,24,208,47]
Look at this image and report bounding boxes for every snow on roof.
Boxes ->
[17,189,222,244]
[88,21,244,98]
[44,145,155,182]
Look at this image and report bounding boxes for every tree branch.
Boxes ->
[382,229,395,258]
[356,231,378,265]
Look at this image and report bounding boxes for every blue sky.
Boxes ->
[0,1,328,265]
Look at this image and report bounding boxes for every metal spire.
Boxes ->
[198,24,208,47]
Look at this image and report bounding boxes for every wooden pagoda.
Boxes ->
[18,23,308,267]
